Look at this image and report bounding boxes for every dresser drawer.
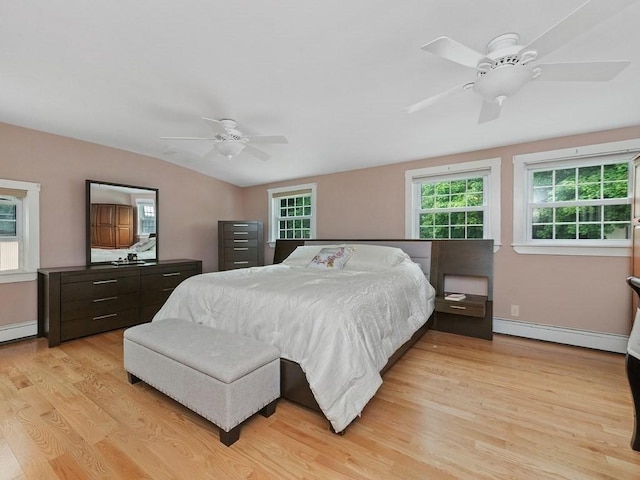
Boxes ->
[223,260,261,270]
[61,275,140,302]
[61,292,140,321]
[223,222,259,233]
[435,297,486,318]
[224,247,258,262]
[61,308,140,341]
[223,229,259,241]
[140,267,199,293]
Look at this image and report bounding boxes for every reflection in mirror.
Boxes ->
[86,180,158,265]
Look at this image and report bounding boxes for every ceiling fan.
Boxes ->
[406,0,635,123]
[161,118,288,160]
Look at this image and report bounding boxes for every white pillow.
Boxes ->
[281,244,343,266]
[307,246,354,270]
[342,244,409,270]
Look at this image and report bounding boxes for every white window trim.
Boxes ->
[267,182,317,246]
[405,158,501,250]
[513,138,640,257]
[0,179,40,283]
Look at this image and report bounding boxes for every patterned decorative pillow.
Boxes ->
[307,247,354,270]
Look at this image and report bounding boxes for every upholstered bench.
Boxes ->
[123,318,280,446]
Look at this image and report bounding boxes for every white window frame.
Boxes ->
[267,183,317,245]
[513,138,640,257]
[0,179,40,283]
[405,158,501,250]
[135,198,156,237]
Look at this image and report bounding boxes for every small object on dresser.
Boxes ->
[444,292,466,301]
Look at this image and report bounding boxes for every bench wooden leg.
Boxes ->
[259,399,278,418]
[220,425,241,447]
[127,372,141,384]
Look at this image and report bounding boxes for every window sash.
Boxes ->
[512,138,640,256]
[413,174,489,240]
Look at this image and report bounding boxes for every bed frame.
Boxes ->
[272,239,438,418]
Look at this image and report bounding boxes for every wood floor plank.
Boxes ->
[1,329,639,479]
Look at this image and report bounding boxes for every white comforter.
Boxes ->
[153,259,435,432]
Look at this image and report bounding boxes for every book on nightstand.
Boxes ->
[444,293,466,301]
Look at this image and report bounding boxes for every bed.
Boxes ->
[153,239,436,432]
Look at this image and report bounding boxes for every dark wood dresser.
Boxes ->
[218,221,264,270]
[37,259,202,347]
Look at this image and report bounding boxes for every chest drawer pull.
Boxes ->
[234,247,249,251]
[233,239,248,243]
[93,296,117,303]
[233,223,249,227]
[162,287,175,292]
[163,272,181,277]
[233,232,249,235]
[233,261,249,265]
[93,313,118,321]
[448,305,467,310]
[93,279,117,285]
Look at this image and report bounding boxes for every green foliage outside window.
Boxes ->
[530,162,630,240]
[278,195,311,239]
[418,177,484,239]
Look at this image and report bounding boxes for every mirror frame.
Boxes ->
[85,179,159,266]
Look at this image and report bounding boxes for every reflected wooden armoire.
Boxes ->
[90,203,134,249]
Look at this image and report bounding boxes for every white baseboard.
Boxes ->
[0,320,37,343]
[494,318,628,354]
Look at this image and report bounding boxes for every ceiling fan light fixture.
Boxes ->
[215,140,246,160]
[473,63,533,102]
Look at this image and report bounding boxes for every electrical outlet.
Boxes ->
[510,304,520,317]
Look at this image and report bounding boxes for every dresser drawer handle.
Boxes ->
[233,224,249,227]
[233,261,249,265]
[93,279,117,285]
[93,296,117,303]
[233,232,249,235]
[162,287,175,292]
[233,239,248,243]
[234,247,249,251]
[449,305,467,310]
[163,272,181,277]
[93,313,117,321]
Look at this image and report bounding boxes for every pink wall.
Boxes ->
[243,125,640,336]
[0,123,243,328]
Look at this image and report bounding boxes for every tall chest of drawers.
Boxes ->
[218,221,264,270]
[38,259,202,347]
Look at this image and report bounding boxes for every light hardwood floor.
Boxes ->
[0,329,638,480]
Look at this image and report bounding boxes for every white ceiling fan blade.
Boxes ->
[244,144,270,161]
[421,36,486,68]
[201,117,228,136]
[536,60,631,81]
[521,0,638,61]
[160,136,212,140]
[478,99,502,124]
[245,135,288,144]
[405,83,473,114]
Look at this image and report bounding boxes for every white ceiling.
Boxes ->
[2,0,640,187]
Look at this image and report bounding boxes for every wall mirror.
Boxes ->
[86,179,158,265]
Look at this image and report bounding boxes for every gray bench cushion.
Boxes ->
[124,318,280,384]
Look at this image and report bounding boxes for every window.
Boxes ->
[268,183,317,244]
[405,158,501,246]
[136,199,156,236]
[513,139,640,256]
[0,179,40,283]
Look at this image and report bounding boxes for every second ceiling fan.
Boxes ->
[161,118,288,160]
